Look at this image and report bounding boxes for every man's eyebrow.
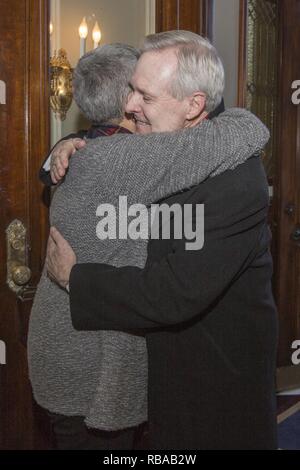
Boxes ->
[128,81,155,97]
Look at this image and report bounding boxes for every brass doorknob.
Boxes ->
[11,265,31,286]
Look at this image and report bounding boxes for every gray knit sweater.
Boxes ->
[28,109,269,431]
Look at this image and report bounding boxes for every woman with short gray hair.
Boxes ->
[73,43,139,125]
[29,43,147,450]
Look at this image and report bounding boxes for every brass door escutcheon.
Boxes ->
[6,219,32,294]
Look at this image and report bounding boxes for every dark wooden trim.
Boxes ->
[294,102,300,343]
[237,0,247,107]
[156,0,178,32]
[27,0,50,280]
[179,0,200,34]
[275,0,300,366]
[199,0,214,40]
[0,0,51,449]
[277,365,300,392]
[156,0,213,37]
[271,0,284,314]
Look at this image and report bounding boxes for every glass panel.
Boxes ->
[246,0,279,180]
[212,0,240,108]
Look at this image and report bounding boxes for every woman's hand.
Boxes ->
[50,138,86,183]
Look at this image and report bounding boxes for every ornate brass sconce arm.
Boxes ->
[50,48,73,121]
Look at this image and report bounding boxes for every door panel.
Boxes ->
[0,0,51,449]
[238,0,300,368]
[156,0,212,38]
[275,0,300,367]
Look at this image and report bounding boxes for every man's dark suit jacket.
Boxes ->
[69,156,278,450]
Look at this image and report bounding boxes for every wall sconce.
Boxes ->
[50,49,73,121]
[49,15,102,120]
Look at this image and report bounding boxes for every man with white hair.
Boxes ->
[45,31,277,449]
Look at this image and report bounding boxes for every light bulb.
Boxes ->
[78,17,88,39]
[49,22,53,35]
[92,21,101,46]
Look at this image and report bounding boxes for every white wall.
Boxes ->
[59,0,147,67]
[212,0,240,108]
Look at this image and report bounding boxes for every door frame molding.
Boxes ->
[155,0,213,38]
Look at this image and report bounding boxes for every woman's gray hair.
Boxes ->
[73,43,140,124]
[142,31,224,113]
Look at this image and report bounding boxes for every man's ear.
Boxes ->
[186,92,207,121]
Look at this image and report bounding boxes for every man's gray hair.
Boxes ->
[142,30,224,113]
[73,43,140,124]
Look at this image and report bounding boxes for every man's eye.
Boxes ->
[143,96,152,102]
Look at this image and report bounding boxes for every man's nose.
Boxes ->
[125,92,141,114]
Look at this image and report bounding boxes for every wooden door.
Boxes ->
[238,0,300,369]
[0,0,52,449]
[276,0,300,368]
[155,0,213,38]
